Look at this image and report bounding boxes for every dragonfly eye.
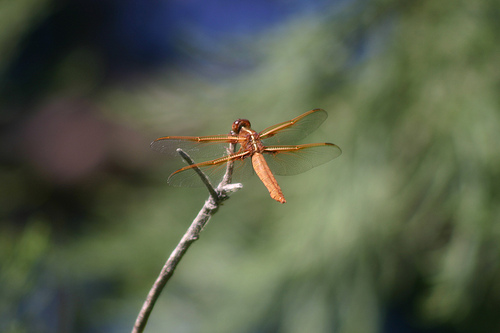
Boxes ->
[232,119,251,133]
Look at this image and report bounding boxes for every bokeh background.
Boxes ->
[1,0,500,332]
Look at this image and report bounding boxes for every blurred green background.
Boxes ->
[1,0,500,332]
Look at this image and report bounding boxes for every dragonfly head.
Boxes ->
[232,119,251,134]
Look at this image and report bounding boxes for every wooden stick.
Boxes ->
[132,144,240,333]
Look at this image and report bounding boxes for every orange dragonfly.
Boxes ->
[151,109,341,203]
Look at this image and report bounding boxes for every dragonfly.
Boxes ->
[151,109,341,203]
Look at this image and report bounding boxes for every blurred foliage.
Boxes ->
[1,0,500,332]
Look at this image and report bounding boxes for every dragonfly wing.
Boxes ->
[260,109,328,145]
[151,135,239,161]
[263,143,342,176]
[167,152,253,187]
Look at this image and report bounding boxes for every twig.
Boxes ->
[132,144,240,333]
[176,148,219,201]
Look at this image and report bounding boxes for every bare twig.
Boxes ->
[132,144,240,333]
[176,148,219,201]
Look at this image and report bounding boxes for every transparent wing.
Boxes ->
[167,152,254,187]
[260,109,328,145]
[262,143,342,176]
[150,135,240,161]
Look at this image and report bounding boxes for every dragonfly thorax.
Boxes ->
[240,129,264,153]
